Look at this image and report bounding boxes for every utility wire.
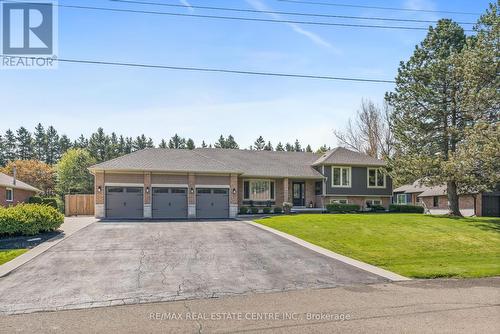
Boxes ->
[1,0,470,32]
[108,0,475,25]
[277,0,481,16]
[0,56,395,83]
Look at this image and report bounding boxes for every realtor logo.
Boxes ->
[2,1,53,54]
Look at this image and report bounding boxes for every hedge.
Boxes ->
[273,207,283,214]
[239,206,249,214]
[262,207,272,214]
[389,204,425,213]
[368,204,386,212]
[326,203,361,213]
[250,207,260,214]
[28,196,43,204]
[41,197,58,209]
[0,204,64,236]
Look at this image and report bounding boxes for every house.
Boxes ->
[88,147,392,219]
[393,181,499,217]
[0,172,40,207]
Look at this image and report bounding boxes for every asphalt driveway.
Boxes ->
[0,220,385,314]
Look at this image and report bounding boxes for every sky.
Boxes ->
[0,0,492,149]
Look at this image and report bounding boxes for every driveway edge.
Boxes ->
[242,220,411,282]
[0,217,96,278]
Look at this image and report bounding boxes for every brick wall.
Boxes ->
[0,186,37,207]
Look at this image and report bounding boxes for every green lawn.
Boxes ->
[256,214,500,278]
[0,249,28,265]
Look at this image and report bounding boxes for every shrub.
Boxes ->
[250,207,260,214]
[389,204,424,213]
[326,203,361,213]
[239,206,249,214]
[28,196,43,204]
[282,202,293,214]
[41,197,58,209]
[0,204,64,236]
[273,207,283,214]
[262,207,271,214]
[369,204,386,212]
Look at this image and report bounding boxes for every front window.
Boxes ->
[433,196,439,207]
[368,168,386,188]
[366,198,382,206]
[332,167,351,187]
[243,180,275,201]
[6,188,13,202]
[330,198,348,204]
[396,194,407,204]
[315,181,323,195]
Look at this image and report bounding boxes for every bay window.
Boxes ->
[368,168,386,188]
[243,180,275,201]
[332,166,351,187]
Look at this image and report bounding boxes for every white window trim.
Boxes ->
[195,185,230,189]
[367,168,386,188]
[330,198,348,204]
[396,194,407,205]
[366,198,382,205]
[6,187,13,202]
[331,166,352,188]
[244,179,275,201]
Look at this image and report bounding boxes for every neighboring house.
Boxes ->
[393,181,499,217]
[88,147,392,219]
[0,172,40,207]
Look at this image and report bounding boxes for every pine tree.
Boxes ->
[4,129,17,162]
[88,128,109,162]
[74,134,88,149]
[293,139,302,152]
[264,141,273,151]
[159,139,168,148]
[59,135,72,156]
[254,136,265,150]
[125,137,133,153]
[214,135,226,149]
[275,142,284,151]
[305,145,312,152]
[118,135,127,154]
[146,138,155,148]
[168,134,186,149]
[44,126,60,164]
[225,135,239,149]
[186,138,195,150]
[201,140,208,148]
[33,123,46,161]
[133,134,148,151]
[285,143,293,152]
[316,145,329,154]
[16,127,33,160]
[107,132,119,158]
[0,135,6,166]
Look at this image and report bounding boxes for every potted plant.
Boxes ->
[282,202,292,214]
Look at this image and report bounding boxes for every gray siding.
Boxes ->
[323,166,392,196]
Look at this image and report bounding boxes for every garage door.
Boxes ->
[105,187,143,219]
[152,187,188,219]
[196,188,229,219]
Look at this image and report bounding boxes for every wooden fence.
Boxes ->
[65,194,94,216]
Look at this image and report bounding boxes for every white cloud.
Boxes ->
[180,0,194,12]
[245,0,338,53]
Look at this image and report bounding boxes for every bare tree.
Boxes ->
[334,99,393,158]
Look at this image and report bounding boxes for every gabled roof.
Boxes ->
[313,147,386,166]
[0,172,40,192]
[417,185,447,197]
[393,180,427,194]
[89,148,325,179]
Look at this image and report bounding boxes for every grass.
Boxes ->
[256,214,500,278]
[0,249,28,265]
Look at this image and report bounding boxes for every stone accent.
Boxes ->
[188,173,196,205]
[230,174,238,205]
[305,179,316,207]
[143,204,152,218]
[188,204,196,219]
[144,172,151,205]
[229,204,238,218]
[283,178,289,204]
[95,172,104,205]
[95,204,105,218]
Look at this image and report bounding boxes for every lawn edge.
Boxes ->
[243,220,411,282]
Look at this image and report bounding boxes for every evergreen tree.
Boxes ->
[214,135,226,149]
[0,135,5,166]
[59,135,72,156]
[285,143,294,152]
[201,140,208,148]
[275,142,284,151]
[133,134,148,151]
[45,126,60,164]
[88,127,109,162]
[124,137,133,153]
[316,145,330,154]
[146,138,155,148]
[107,132,119,158]
[264,141,273,151]
[186,138,195,150]
[305,145,313,152]
[168,134,186,149]
[293,139,302,152]
[159,139,168,148]
[118,135,127,154]
[33,123,46,161]
[225,135,239,149]
[16,127,33,160]
[73,134,88,149]
[253,136,265,150]
[4,129,17,162]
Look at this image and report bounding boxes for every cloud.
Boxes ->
[245,0,338,52]
[180,0,194,12]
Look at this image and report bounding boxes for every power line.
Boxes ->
[0,56,395,83]
[108,0,475,25]
[1,0,470,32]
[277,0,481,16]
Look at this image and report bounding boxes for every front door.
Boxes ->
[292,182,305,207]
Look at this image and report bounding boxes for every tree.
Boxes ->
[124,137,133,154]
[201,140,208,148]
[106,132,119,159]
[117,135,127,154]
[45,126,60,164]
[74,134,88,149]
[214,135,226,149]
[386,19,470,216]
[159,139,168,148]
[168,134,186,149]
[275,142,284,151]
[56,149,96,194]
[3,129,17,162]
[225,135,239,149]
[88,128,109,162]
[0,160,55,195]
[33,123,46,161]
[0,135,5,166]
[293,139,302,152]
[334,99,393,158]
[132,134,148,151]
[16,127,33,160]
[285,143,294,152]
[59,135,72,156]
[316,145,330,154]
[254,136,265,150]
[305,145,313,152]
[146,137,154,148]
[186,138,195,150]
[264,141,273,151]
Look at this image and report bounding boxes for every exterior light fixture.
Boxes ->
[97,186,102,192]
[146,187,150,193]
[232,188,236,194]
[190,188,194,194]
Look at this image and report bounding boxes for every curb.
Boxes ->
[243,220,411,282]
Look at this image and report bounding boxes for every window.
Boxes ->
[366,198,382,206]
[332,167,351,187]
[244,180,275,200]
[433,196,439,207]
[396,194,407,205]
[6,188,13,202]
[330,198,348,204]
[315,181,323,195]
[368,168,386,188]
[213,189,228,194]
